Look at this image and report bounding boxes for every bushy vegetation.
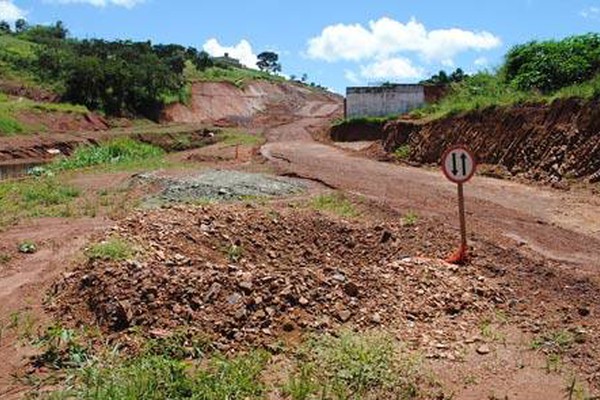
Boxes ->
[0,21,288,120]
[52,138,164,171]
[32,327,431,399]
[504,33,600,93]
[85,237,134,261]
[414,33,600,119]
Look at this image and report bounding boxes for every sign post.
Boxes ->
[441,145,476,264]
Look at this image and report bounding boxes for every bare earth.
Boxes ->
[0,91,599,399]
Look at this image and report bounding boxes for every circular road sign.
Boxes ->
[441,145,477,184]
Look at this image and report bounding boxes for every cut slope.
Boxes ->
[162,80,342,127]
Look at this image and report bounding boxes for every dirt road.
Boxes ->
[262,101,600,270]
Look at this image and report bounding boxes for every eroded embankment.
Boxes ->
[162,80,342,127]
[332,98,600,183]
[384,98,600,183]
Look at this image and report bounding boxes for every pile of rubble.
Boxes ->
[51,204,510,352]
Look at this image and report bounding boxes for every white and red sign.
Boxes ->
[441,145,476,184]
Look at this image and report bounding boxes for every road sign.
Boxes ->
[441,146,476,184]
[441,145,477,265]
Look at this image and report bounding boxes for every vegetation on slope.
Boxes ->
[414,33,600,119]
[0,21,291,121]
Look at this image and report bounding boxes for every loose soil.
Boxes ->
[1,79,600,399]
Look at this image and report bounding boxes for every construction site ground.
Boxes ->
[0,84,599,399]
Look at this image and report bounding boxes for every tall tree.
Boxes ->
[256,51,281,73]
[0,21,10,34]
[15,18,28,34]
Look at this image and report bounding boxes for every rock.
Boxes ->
[476,344,491,355]
[332,273,346,283]
[337,309,352,322]
[371,313,382,324]
[204,283,222,302]
[227,292,243,305]
[343,282,360,297]
[578,306,591,317]
[238,281,253,293]
[299,296,309,306]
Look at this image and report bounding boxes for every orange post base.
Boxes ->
[445,243,469,265]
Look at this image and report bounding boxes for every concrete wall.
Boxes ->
[346,84,426,118]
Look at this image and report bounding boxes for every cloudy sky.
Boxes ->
[1,0,599,92]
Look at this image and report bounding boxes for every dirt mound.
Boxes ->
[50,204,509,352]
[162,80,342,128]
[384,98,600,183]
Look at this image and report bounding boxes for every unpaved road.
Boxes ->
[262,100,600,270]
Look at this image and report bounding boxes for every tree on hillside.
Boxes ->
[420,68,467,85]
[257,51,281,73]
[0,21,10,34]
[15,18,28,34]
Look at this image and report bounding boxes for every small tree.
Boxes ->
[257,51,281,73]
[15,18,28,34]
[0,20,10,34]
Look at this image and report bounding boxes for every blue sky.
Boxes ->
[1,0,600,92]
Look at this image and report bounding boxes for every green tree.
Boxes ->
[15,18,28,34]
[0,20,10,34]
[257,51,281,73]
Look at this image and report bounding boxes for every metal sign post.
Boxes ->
[441,145,477,264]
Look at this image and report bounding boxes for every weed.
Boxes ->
[52,138,164,171]
[220,130,264,147]
[531,330,575,354]
[393,144,412,160]
[282,363,318,400]
[286,330,424,399]
[226,243,243,262]
[85,237,134,261]
[310,193,359,218]
[143,330,209,360]
[32,324,90,370]
[18,240,37,254]
[0,252,11,264]
[193,351,270,398]
[403,210,419,226]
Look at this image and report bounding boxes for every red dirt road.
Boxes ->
[262,101,600,271]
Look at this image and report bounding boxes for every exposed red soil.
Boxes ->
[383,98,600,183]
[162,80,342,128]
[0,217,112,398]
[0,81,59,103]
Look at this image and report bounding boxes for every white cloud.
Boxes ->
[359,57,424,80]
[307,17,501,64]
[0,0,26,22]
[44,0,145,8]
[581,6,600,19]
[203,38,258,69]
[474,56,489,67]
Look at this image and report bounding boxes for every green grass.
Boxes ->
[284,330,424,399]
[412,73,538,120]
[184,62,284,87]
[85,237,134,261]
[413,71,600,121]
[0,97,88,136]
[220,130,264,147]
[0,177,81,225]
[52,138,165,171]
[310,193,360,218]
[332,115,398,128]
[34,328,436,399]
[393,144,411,160]
[402,210,418,226]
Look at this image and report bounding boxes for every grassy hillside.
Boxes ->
[413,33,600,120]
